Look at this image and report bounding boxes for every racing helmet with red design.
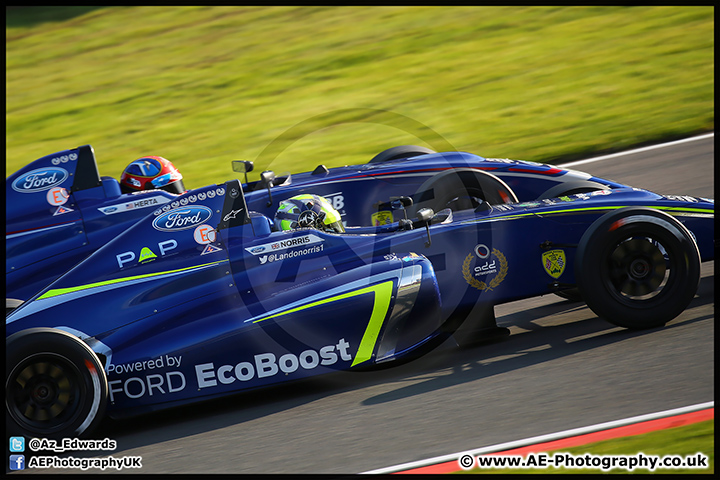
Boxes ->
[120,156,185,194]
[274,194,345,233]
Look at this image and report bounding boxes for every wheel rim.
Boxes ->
[606,237,670,300]
[6,353,84,433]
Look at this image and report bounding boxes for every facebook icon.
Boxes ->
[10,454,25,470]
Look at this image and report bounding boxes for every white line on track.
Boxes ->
[562,132,714,168]
[360,134,716,475]
[360,135,716,474]
[361,401,714,475]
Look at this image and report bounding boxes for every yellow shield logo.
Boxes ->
[542,249,566,279]
[371,211,393,226]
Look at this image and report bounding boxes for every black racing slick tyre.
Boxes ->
[368,145,436,164]
[575,207,701,329]
[6,328,108,439]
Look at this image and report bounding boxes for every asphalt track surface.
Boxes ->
[16,135,714,475]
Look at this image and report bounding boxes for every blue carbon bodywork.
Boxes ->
[7,145,627,302]
[6,144,714,419]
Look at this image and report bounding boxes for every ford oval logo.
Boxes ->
[12,167,69,193]
[152,206,213,232]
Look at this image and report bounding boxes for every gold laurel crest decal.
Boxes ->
[462,248,508,291]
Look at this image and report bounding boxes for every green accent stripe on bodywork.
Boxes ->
[464,205,714,223]
[37,260,227,300]
[534,205,714,217]
[655,206,714,213]
[253,280,395,367]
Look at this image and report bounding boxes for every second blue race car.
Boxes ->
[5,143,714,439]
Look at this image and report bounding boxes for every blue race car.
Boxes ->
[5,144,714,439]
[6,144,642,303]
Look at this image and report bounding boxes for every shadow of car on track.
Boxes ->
[87,269,713,453]
[360,267,713,406]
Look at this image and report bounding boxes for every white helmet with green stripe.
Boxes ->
[274,194,345,233]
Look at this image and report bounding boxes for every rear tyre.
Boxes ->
[575,208,700,329]
[368,145,436,163]
[6,328,108,439]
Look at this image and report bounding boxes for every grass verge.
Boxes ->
[6,6,714,188]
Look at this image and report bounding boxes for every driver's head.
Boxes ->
[274,194,345,233]
[120,156,185,194]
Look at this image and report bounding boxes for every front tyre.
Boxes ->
[575,207,700,329]
[6,328,108,439]
[368,145,436,163]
